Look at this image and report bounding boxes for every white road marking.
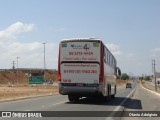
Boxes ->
[114,88,135,111]
[105,88,136,120]
[52,101,67,106]
[140,82,160,97]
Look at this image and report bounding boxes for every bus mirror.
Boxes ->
[117,67,121,76]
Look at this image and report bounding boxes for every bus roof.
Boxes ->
[61,38,101,42]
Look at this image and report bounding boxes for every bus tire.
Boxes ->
[115,85,117,94]
[111,94,115,98]
[107,84,111,101]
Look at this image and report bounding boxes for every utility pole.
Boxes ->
[42,42,47,84]
[42,42,47,70]
[12,61,16,69]
[12,61,16,84]
[152,60,154,78]
[153,60,157,91]
[16,57,20,84]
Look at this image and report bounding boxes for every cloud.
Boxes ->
[5,22,34,33]
[151,48,160,52]
[105,43,122,56]
[0,22,58,69]
[0,22,34,42]
[150,47,160,58]
[5,42,41,55]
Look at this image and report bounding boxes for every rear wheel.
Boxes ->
[68,95,79,102]
[111,94,115,98]
[107,84,111,101]
[115,85,117,94]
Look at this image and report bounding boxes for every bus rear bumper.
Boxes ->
[59,84,102,96]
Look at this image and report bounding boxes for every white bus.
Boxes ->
[58,38,121,102]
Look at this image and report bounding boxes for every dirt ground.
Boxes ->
[117,79,129,86]
[0,84,58,101]
[0,80,127,101]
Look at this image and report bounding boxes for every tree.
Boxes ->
[144,76,151,81]
[121,73,129,80]
[139,77,143,80]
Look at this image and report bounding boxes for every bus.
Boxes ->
[58,38,121,102]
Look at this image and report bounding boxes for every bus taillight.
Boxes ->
[99,75,103,83]
[58,73,61,81]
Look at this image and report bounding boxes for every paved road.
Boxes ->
[0,82,137,120]
[122,82,160,120]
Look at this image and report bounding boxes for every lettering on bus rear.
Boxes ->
[61,63,99,84]
[60,42,100,62]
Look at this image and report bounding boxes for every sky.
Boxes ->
[0,0,160,76]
